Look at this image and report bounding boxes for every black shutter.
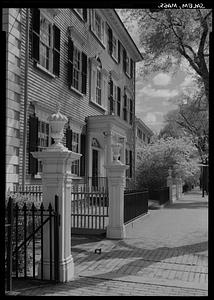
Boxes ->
[28,114,38,175]
[81,52,87,94]
[53,25,61,76]
[83,9,87,22]
[68,37,74,87]
[117,86,121,116]
[123,48,127,73]
[108,27,113,55]
[109,79,114,114]
[80,134,86,176]
[66,127,73,150]
[32,8,40,61]
[118,40,121,63]
[130,58,134,78]
[129,150,132,178]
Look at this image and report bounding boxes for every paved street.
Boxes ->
[8,188,208,296]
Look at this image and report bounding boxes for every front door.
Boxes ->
[92,149,98,189]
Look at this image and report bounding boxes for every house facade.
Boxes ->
[3,8,143,192]
[135,117,154,166]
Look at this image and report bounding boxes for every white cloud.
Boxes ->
[141,86,179,98]
[153,73,171,86]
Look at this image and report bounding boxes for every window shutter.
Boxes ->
[117,86,121,116]
[80,134,86,176]
[109,79,114,114]
[130,58,134,78]
[108,27,113,55]
[118,40,121,63]
[32,8,40,61]
[68,38,74,87]
[53,25,61,76]
[83,9,87,22]
[66,127,73,150]
[28,114,38,175]
[81,52,87,94]
[123,48,127,73]
[129,150,132,178]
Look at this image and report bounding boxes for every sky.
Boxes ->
[117,10,195,134]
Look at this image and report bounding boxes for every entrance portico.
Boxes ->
[86,115,131,180]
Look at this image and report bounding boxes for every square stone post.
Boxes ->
[104,143,128,239]
[167,167,173,204]
[32,104,81,282]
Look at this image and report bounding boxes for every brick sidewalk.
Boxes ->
[7,188,208,296]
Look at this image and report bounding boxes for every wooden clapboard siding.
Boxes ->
[6,8,137,188]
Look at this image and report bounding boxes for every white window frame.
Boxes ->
[112,34,118,61]
[90,9,106,46]
[125,55,131,77]
[39,11,54,73]
[71,131,81,176]
[72,45,82,92]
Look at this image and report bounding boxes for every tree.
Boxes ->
[159,91,209,163]
[119,8,212,101]
[136,137,200,190]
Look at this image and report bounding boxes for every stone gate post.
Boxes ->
[32,105,81,282]
[167,167,173,204]
[104,143,128,239]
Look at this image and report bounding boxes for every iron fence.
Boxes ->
[124,190,148,224]
[5,195,59,291]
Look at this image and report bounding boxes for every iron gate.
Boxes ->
[5,195,60,292]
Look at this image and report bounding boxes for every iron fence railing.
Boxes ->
[5,195,59,291]
[124,190,148,224]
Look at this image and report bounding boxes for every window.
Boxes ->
[129,99,133,125]
[13,110,20,121]
[123,92,127,121]
[15,56,21,67]
[28,114,52,175]
[125,149,133,178]
[66,127,84,176]
[109,79,118,115]
[117,87,121,117]
[14,92,21,102]
[123,48,134,78]
[73,9,87,21]
[137,128,142,139]
[32,8,60,76]
[14,74,20,84]
[96,68,102,105]
[90,9,106,46]
[90,57,108,109]
[148,137,150,144]
[108,26,118,61]
[14,128,20,138]
[68,38,87,94]
[143,133,146,142]
[13,146,19,156]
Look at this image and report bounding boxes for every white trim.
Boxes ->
[35,62,56,78]
[70,85,84,97]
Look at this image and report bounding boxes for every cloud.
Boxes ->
[140,85,179,98]
[153,73,171,86]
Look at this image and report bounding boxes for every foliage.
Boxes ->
[136,137,200,190]
[119,8,211,100]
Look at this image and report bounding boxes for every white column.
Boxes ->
[104,143,128,239]
[32,150,81,282]
[31,104,81,282]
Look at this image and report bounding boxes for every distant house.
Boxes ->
[3,8,143,192]
[135,117,154,166]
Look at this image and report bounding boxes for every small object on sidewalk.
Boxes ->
[95,248,101,254]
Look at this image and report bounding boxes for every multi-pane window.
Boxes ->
[37,120,50,173]
[96,68,102,105]
[109,79,117,114]
[90,9,105,45]
[73,47,81,90]
[68,38,87,94]
[71,132,80,175]
[39,16,52,70]
[112,35,117,59]
[32,8,60,76]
